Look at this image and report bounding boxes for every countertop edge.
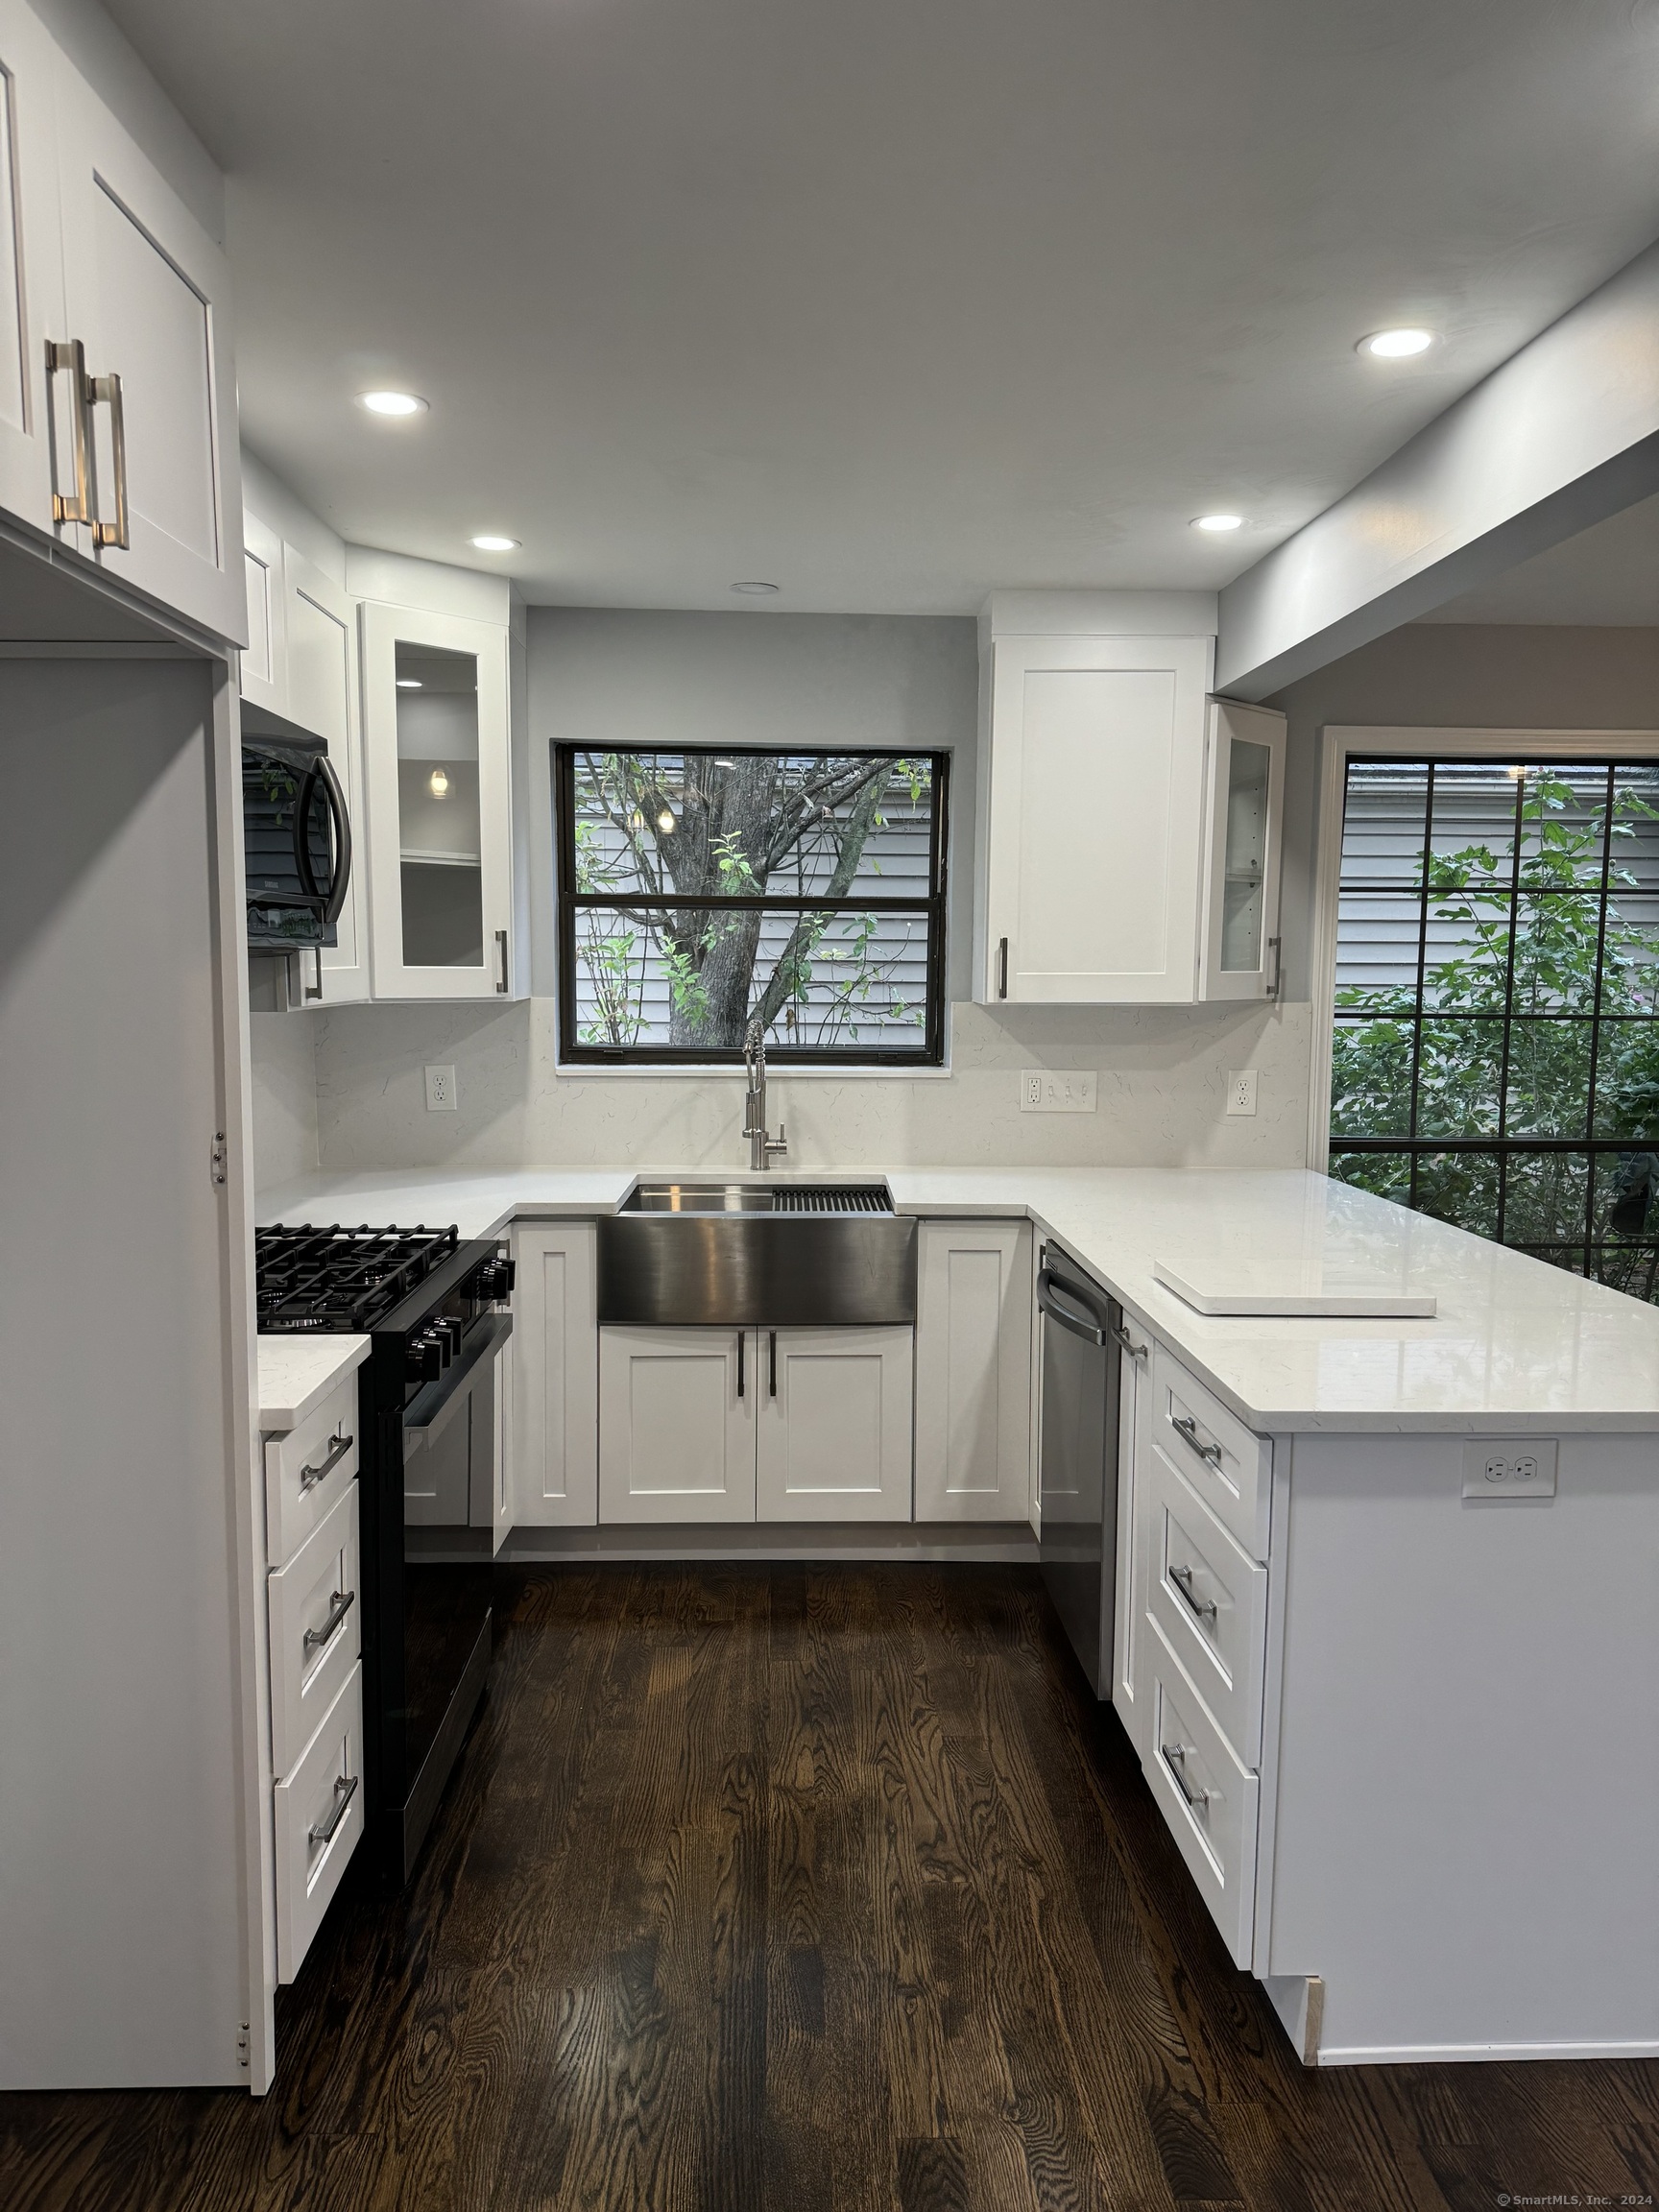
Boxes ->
[256,1334,372,1432]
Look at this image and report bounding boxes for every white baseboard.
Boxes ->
[1314,2036,1659,2067]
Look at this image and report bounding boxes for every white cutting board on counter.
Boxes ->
[1153,1260,1437,1318]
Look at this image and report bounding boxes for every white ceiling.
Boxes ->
[1421,491,1659,626]
[108,0,1659,613]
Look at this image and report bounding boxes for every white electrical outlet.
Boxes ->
[424,1064,458,1113]
[1461,1438,1557,1500]
[1020,1070,1097,1114]
[1227,1069,1258,1117]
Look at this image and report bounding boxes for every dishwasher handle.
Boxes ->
[1036,1264,1111,1348]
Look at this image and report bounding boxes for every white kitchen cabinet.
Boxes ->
[239,508,286,714]
[1197,700,1287,1002]
[287,549,369,1002]
[978,632,1214,1003]
[914,1218,1032,1521]
[1110,1317,1151,1753]
[756,1326,914,1523]
[469,1337,514,1553]
[360,599,513,999]
[51,54,243,641]
[513,1224,598,1526]
[0,0,63,535]
[599,1326,757,1524]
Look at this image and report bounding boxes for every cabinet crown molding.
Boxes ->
[980,589,1219,644]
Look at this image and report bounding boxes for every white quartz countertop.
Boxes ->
[256,1333,371,1432]
[255,1165,1659,1435]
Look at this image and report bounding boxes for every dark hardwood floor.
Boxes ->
[4,1564,1655,2211]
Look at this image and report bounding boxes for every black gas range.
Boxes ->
[257,1222,514,1886]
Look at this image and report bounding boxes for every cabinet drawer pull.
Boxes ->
[1171,1412,1223,1467]
[769,1328,778,1398]
[299,1431,353,1491]
[1161,1740,1211,1813]
[307,1771,358,1849]
[47,338,92,523]
[302,1588,356,1651]
[1169,1563,1216,1623]
[89,371,130,550]
[1109,1321,1147,1359]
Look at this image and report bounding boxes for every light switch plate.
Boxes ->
[424,1064,458,1113]
[1021,1069,1097,1113]
[1461,1438,1557,1501]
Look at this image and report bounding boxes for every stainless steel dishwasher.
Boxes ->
[1036,1243,1122,1696]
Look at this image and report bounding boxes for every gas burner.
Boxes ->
[255,1223,461,1334]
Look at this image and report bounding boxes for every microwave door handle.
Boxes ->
[293,760,324,904]
[314,749,352,926]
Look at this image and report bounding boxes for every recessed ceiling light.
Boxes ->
[356,389,427,417]
[1192,514,1243,533]
[469,534,519,552]
[730,580,781,595]
[396,678,421,689]
[1359,328,1435,358]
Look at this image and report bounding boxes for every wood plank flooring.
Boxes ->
[3,1564,1655,2211]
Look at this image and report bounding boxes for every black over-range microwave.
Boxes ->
[242,708,351,950]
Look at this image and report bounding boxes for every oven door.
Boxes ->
[1036,1248,1120,1696]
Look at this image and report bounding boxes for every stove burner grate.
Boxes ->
[255,1222,461,1334]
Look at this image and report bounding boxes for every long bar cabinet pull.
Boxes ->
[307,1771,359,1849]
[47,339,91,524]
[89,371,130,548]
[1161,1740,1211,1813]
[1171,1412,1223,1468]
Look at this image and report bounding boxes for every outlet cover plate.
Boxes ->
[1461,1438,1558,1501]
[1227,1069,1259,1117]
[424,1064,458,1113]
[1021,1069,1097,1114]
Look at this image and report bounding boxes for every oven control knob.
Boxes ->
[477,1257,515,1301]
[436,1315,464,1356]
[405,1334,445,1384]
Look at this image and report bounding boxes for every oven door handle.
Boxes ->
[402,1310,513,1437]
[1037,1264,1110,1347]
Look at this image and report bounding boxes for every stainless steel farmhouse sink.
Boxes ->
[598,1183,917,1326]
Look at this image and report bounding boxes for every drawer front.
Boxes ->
[264,1373,360,1568]
[1145,1445,1267,1766]
[268,1479,361,1780]
[1142,1616,1259,1968]
[1151,1341,1271,1560]
[274,1661,364,1984]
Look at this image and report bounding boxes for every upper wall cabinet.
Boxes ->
[360,601,514,1000]
[288,551,369,1003]
[0,0,64,530]
[49,52,243,642]
[1196,699,1287,1002]
[979,632,1215,1003]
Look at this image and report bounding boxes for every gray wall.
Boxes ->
[1268,623,1659,1004]
[524,608,981,998]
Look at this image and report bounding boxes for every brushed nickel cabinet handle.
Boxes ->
[299,1431,353,1491]
[1109,1321,1147,1359]
[1161,1740,1211,1812]
[1169,1564,1217,1624]
[1265,933,1283,1000]
[89,371,130,549]
[302,1588,355,1650]
[307,1771,358,1848]
[495,928,509,993]
[47,339,91,524]
[1171,1412,1223,1468]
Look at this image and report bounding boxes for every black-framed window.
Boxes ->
[554,745,949,1065]
[1329,755,1659,1300]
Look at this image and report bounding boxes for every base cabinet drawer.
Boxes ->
[1151,1342,1271,1561]
[1141,1616,1259,1968]
[1145,1445,1267,1766]
[268,1480,361,1781]
[265,1373,360,1567]
[274,1662,364,1984]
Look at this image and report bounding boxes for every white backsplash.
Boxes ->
[301,996,1312,1177]
[250,1012,321,1187]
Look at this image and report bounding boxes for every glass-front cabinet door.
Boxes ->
[360,602,513,999]
[1198,698,1286,1001]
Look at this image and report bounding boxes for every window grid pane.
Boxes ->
[1332,755,1659,1300]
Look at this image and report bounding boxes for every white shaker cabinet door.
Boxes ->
[756,1326,913,1523]
[913,1218,1032,1522]
[238,507,286,713]
[513,1225,598,1527]
[53,57,243,640]
[1197,699,1287,1003]
[599,1326,757,1524]
[981,634,1213,1004]
[285,548,370,1002]
[0,0,63,536]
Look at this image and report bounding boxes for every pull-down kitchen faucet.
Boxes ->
[742,1015,788,1171]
